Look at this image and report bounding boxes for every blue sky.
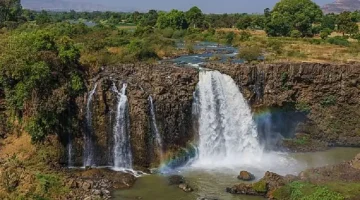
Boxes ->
[73,0,334,13]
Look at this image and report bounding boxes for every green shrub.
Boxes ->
[327,36,350,46]
[267,39,283,54]
[309,39,322,45]
[320,95,336,107]
[286,50,307,58]
[296,102,311,113]
[238,46,262,62]
[225,32,235,45]
[290,30,302,38]
[160,27,174,38]
[239,30,252,42]
[172,29,186,39]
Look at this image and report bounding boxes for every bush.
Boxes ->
[327,36,350,46]
[160,27,174,38]
[238,46,262,62]
[320,31,330,40]
[267,39,283,54]
[321,95,336,107]
[185,42,195,54]
[290,30,302,38]
[309,39,322,45]
[225,32,235,45]
[239,31,251,42]
[296,102,311,113]
[172,30,186,39]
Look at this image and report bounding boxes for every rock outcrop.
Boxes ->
[70,64,198,168]
[322,0,360,14]
[63,62,360,167]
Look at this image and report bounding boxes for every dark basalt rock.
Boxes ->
[168,175,185,185]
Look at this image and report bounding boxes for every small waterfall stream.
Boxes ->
[194,70,263,167]
[67,134,73,167]
[112,83,133,169]
[148,96,164,162]
[84,82,98,167]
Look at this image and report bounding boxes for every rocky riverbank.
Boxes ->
[227,153,360,199]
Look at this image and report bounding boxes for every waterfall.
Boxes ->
[194,70,263,167]
[84,83,98,167]
[67,134,73,167]
[112,83,132,169]
[148,96,164,162]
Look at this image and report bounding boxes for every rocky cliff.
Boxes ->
[70,64,198,168]
[65,62,360,168]
[209,63,360,150]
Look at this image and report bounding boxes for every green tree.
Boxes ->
[0,30,84,141]
[156,9,188,30]
[139,10,158,27]
[0,0,22,24]
[321,14,336,31]
[337,11,359,36]
[265,0,323,37]
[236,15,252,30]
[36,10,51,25]
[186,6,204,28]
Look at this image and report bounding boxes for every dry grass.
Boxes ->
[0,133,35,161]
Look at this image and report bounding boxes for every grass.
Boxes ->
[324,182,360,199]
[272,181,345,200]
[217,28,360,63]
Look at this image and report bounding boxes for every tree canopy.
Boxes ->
[156,9,188,30]
[265,0,323,37]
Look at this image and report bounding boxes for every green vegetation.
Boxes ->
[295,102,311,113]
[265,0,322,37]
[237,45,262,62]
[253,180,267,193]
[273,181,345,200]
[321,95,337,107]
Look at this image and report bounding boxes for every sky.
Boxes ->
[72,0,335,13]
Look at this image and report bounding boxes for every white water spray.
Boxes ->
[84,82,98,167]
[148,96,164,162]
[193,70,263,168]
[112,83,133,169]
[67,135,73,167]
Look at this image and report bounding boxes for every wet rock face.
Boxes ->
[209,63,360,149]
[72,64,198,168]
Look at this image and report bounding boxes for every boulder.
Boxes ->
[179,183,194,192]
[237,171,255,181]
[197,197,219,200]
[351,153,360,170]
[82,181,93,191]
[168,175,185,185]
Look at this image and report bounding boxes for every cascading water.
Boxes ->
[148,96,164,162]
[193,70,263,167]
[84,83,98,167]
[67,134,73,167]
[112,83,133,169]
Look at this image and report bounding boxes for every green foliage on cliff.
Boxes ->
[321,95,337,107]
[0,26,84,141]
[253,180,267,193]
